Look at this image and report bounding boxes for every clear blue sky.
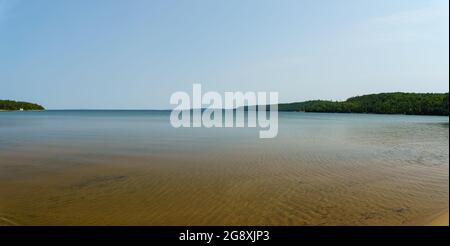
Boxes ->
[1,0,448,109]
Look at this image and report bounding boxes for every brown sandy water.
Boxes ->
[0,111,448,225]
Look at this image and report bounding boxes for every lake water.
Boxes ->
[0,110,448,225]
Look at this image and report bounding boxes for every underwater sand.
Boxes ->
[0,111,448,225]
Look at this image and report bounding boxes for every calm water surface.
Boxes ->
[0,110,448,225]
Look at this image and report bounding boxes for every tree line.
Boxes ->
[0,100,45,111]
[277,92,449,116]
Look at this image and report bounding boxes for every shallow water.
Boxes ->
[0,111,448,225]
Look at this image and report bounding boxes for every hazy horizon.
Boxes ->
[2,91,448,111]
[1,0,449,110]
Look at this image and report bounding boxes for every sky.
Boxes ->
[0,0,448,109]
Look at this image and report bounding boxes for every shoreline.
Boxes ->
[0,109,45,112]
[1,109,449,117]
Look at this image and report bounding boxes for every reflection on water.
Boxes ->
[0,111,448,225]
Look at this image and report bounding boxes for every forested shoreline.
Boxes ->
[0,100,45,111]
[277,92,449,116]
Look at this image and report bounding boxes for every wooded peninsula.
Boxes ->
[277,92,449,116]
[0,100,45,111]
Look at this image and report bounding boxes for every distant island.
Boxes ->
[0,100,45,111]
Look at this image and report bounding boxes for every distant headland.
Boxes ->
[277,92,449,116]
[0,100,45,111]
[238,92,449,116]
